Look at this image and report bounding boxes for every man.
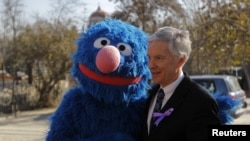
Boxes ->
[144,26,221,141]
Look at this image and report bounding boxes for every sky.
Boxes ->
[23,0,116,20]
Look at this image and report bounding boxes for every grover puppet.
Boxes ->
[46,19,151,141]
[213,92,240,124]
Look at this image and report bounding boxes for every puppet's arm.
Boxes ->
[45,88,84,141]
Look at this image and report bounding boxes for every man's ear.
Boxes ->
[177,56,186,68]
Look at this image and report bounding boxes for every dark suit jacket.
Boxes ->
[143,73,221,141]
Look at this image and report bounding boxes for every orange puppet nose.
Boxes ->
[95,46,120,73]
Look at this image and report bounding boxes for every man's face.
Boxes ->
[148,40,182,87]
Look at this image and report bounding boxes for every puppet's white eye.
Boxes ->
[117,43,132,56]
[94,37,110,48]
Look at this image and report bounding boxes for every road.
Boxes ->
[0,108,54,141]
[0,99,249,141]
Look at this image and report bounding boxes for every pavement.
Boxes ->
[0,108,55,141]
[0,98,249,141]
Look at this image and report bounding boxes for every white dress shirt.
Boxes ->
[147,72,184,133]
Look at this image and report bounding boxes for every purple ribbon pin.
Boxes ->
[152,108,174,126]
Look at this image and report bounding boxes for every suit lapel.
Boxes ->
[149,75,192,136]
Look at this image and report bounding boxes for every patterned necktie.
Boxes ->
[151,88,165,127]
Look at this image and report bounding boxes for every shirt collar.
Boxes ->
[161,71,184,95]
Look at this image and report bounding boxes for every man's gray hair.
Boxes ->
[148,26,192,61]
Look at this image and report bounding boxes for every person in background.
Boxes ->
[143,26,221,141]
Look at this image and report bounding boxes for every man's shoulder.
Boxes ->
[181,75,216,100]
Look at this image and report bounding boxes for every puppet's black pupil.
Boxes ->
[119,45,125,51]
[101,40,107,45]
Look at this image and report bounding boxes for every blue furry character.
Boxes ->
[46,19,151,141]
[212,92,241,124]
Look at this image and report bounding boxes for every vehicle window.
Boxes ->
[193,80,216,94]
[227,77,242,92]
[216,79,228,94]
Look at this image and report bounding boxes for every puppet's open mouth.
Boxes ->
[79,64,142,86]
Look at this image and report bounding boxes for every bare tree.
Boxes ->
[14,0,82,107]
[0,0,25,74]
[110,0,187,33]
[0,0,83,108]
[0,0,25,116]
[185,0,250,74]
[16,22,77,108]
[48,0,86,31]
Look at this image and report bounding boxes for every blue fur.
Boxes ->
[212,92,241,125]
[46,19,151,141]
